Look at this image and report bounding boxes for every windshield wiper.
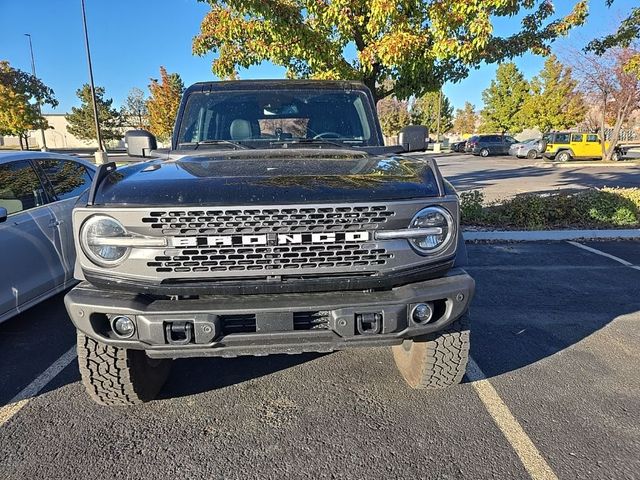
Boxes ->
[269,138,359,150]
[179,140,252,150]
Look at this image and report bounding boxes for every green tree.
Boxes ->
[411,91,453,135]
[480,63,530,134]
[377,97,411,137]
[147,66,184,143]
[121,87,149,129]
[65,84,121,148]
[522,55,586,132]
[586,5,639,54]
[193,1,589,102]
[0,60,58,150]
[453,102,478,134]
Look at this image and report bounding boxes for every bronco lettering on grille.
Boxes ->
[169,231,370,248]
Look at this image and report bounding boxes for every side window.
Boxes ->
[586,134,599,142]
[37,159,93,201]
[554,133,570,144]
[0,160,48,215]
[571,134,584,142]
[505,136,516,144]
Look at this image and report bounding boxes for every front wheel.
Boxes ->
[77,331,172,406]
[480,148,490,157]
[611,150,621,162]
[556,151,572,162]
[527,149,538,159]
[392,314,470,389]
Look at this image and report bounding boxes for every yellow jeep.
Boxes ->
[542,131,616,161]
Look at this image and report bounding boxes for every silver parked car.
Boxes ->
[508,138,542,159]
[0,152,96,323]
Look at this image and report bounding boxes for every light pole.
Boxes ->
[80,0,108,164]
[24,33,48,151]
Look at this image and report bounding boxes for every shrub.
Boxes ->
[460,188,640,229]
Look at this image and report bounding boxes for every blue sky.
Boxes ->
[0,0,635,114]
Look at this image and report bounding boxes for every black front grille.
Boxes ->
[220,314,256,334]
[219,311,330,335]
[148,244,393,273]
[142,205,395,236]
[293,311,330,330]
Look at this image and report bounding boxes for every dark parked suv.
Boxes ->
[465,134,517,156]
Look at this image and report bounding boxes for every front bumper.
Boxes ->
[65,269,474,359]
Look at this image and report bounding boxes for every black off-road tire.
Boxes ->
[392,314,470,389]
[556,151,572,162]
[77,331,172,406]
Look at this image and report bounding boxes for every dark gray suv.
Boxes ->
[465,134,517,157]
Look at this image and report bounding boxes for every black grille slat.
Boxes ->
[143,206,394,236]
[220,314,256,334]
[293,311,330,330]
[148,244,392,273]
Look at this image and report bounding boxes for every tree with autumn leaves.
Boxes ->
[452,102,479,135]
[147,66,184,143]
[193,0,589,103]
[0,60,58,150]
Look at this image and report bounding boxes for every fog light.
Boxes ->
[411,303,433,324]
[112,316,135,338]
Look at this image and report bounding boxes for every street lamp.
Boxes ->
[80,0,108,164]
[24,33,48,151]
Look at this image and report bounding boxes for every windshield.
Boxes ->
[176,89,379,149]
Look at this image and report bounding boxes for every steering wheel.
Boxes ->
[313,132,342,139]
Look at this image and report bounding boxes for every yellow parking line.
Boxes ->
[0,346,76,427]
[467,358,559,480]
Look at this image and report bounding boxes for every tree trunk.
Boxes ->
[18,135,24,150]
[600,93,607,159]
[24,135,29,151]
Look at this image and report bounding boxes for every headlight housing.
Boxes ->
[409,206,454,254]
[80,215,130,267]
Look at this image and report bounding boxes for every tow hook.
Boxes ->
[165,321,194,345]
[356,312,382,335]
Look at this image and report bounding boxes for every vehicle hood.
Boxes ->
[93,149,442,206]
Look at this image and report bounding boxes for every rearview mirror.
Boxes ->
[125,130,157,157]
[0,207,7,223]
[398,125,428,153]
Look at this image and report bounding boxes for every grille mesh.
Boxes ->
[142,205,394,236]
[144,205,396,274]
[148,244,392,273]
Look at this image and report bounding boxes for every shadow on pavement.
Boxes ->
[159,353,326,400]
[464,242,640,380]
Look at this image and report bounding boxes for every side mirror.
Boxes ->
[398,125,428,153]
[125,130,157,157]
[0,207,7,223]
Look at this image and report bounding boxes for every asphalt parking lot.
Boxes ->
[436,153,640,201]
[1,240,638,479]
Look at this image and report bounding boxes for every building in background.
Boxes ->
[0,114,125,150]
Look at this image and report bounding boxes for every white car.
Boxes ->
[508,139,542,159]
[0,152,96,323]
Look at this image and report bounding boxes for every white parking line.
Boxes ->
[0,346,76,427]
[567,241,640,271]
[467,358,559,480]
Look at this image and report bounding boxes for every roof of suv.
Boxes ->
[186,79,370,94]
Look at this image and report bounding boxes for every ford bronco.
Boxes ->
[65,80,474,405]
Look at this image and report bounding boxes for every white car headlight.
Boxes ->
[409,206,454,254]
[80,215,130,267]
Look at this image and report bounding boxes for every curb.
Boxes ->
[534,161,640,168]
[463,229,640,242]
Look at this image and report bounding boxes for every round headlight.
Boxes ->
[409,206,454,254]
[80,215,130,267]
